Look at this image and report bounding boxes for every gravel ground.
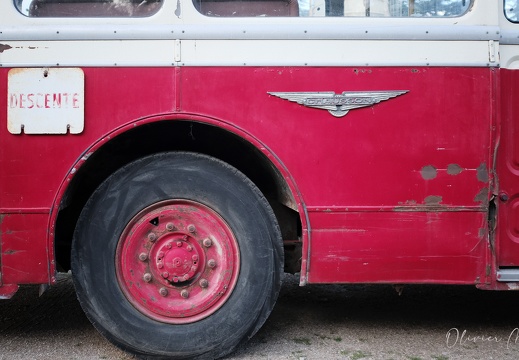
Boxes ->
[1,273,519,360]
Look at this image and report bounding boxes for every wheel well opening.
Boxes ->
[55,120,302,272]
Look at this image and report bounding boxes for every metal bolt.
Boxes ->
[192,254,199,262]
[143,273,152,282]
[207,259,216,268]
[180,289,189,298]
[166,222,174,231]
[158,262,164,269]
[186,245,193,252]
[199,279,209,288]
[176,241,182,247]
[500,193,509,202]
[148,233,157,242]
[138,253,148,261]
[166,242,173,249]
[162,271,170,278]
[203,238,212,247]
[188,224,196,233]
[159,287,168,297]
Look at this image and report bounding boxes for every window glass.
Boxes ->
[15,0,162,17]
[193,0,471,18]
[505,0,519,22]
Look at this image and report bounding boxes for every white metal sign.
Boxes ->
[7,68,84,134]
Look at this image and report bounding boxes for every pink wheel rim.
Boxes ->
[116,200,240,324]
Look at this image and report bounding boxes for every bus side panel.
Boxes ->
[307,211,488,284]
[497,68,519,267]
[181,66,493,284]
[0,67,177,210]
[0,67,177,284]
[0,213,49,284]
[180,66,492,208]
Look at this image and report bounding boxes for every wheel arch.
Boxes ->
[51,114,306,275]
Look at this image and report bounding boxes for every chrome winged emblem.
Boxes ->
[268,90,408,117]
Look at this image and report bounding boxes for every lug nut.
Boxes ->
[143,273,152,282]
[192,254,199,262]
[148,233,157,242]
[162,271,170,278]
[158,261,164,269]
[159,287,168,297]
[176,241,182,247]
[188,224,196,233]
[207,259,217,268]
[199,279,209,288]
[166,222,174,231]
[180,289,189,298]
[167,242,173,249]
[203,238,212,247]
[186,245,193,252]
[138,253,148,261]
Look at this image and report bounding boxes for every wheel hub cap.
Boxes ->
[116,200,240,324]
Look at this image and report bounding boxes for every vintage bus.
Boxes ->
[1,0,518,358]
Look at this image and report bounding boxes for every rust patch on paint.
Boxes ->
[477,163,489,183]
[474,187,489,204]
[0,44,12,53]
[424,195,442,205]
[421,165,437,180]
[447,164,463,175]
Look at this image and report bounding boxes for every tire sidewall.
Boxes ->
[72,152,282,359]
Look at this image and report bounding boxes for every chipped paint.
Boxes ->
[447,164,463,175]
[477,163,489,183]
[421,165,437,180]
[424,195,442,205]
[473,187,489,204]
[0,44,12,53]
[81,152,94,161]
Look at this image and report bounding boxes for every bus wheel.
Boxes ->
[71,152,283,359]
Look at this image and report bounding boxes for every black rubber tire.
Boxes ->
[71,152,283,359]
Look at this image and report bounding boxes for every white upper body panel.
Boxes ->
[0,1,514,67]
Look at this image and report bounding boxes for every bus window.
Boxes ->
[506,0,519,22]
[193,0,300,17]
[14,0,162,17]
[194,0,472,17]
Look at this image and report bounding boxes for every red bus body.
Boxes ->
[0,65,498,287]
[1,0,519,358]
